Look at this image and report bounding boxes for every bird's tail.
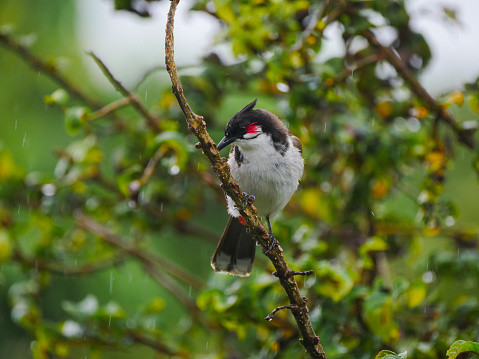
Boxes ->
[211,216,256,277]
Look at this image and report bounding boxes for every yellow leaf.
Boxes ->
[412,105,429,119]
[407,283,427,308]
[300,188,331,221]
[0,229,12,264]
[375,101,393,118]
[371,179,389,199]
[448,90,464,106]
[469,95,479,113]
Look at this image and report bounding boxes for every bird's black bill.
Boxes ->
[217,136,236,151]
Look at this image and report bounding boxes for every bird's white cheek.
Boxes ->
[243,132,262,140]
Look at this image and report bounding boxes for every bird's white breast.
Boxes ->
[227,133,304,218]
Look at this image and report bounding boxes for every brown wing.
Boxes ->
[291,135,302,154]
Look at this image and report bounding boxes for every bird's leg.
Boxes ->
[240,192,255,211]
[264,215,276,254]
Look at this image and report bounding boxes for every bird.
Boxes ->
[211,99,304,276]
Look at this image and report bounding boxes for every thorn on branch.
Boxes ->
[265,304,298,321]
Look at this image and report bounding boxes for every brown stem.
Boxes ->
[13,249,127,275]
[88,96,132,122]
[359,28,475,149]
[165,1,326,357]
[0,31,101,109]
[75,214,204,296]
[87,51,162,132]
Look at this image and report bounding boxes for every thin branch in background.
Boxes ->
[75,214,204,293]
[359,28,475,149]
[87,51,162,132]
[13,249,127,275]
[88,96,132,122]
[165,1,326,358]
[0,31,101,109]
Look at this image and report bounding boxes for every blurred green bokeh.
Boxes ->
[1,1,479,358]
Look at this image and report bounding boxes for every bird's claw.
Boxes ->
[240,192,255,211]
[264,234,276,254]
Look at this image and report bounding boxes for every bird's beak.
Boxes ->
[217,136,236,151]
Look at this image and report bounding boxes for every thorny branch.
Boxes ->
[165,1,326,358]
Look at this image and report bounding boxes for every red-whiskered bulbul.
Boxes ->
[211,99,304,276]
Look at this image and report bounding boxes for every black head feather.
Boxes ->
[218,100,292,155]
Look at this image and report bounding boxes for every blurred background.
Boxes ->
[1,0,479,358]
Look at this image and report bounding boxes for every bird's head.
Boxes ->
[217,99,288,151]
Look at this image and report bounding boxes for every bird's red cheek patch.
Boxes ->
[246,122,263,134]
[238,216,247,226]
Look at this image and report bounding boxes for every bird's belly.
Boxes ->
[230,158,301,217]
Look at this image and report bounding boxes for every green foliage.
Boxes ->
[1,0,479,358]
[447,340,479,359]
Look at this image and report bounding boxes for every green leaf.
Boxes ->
[375,350,407,359]
[64,106,89,136]
[359,236,389,269]
[314,261,354,302]
[153,131,189,170]
[469,94,479,114]
[447,340,479,359]
[364,289,400,342]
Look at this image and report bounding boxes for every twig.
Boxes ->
[273,270,315,278]
[359,29,475,149]
[13,249,127,275]
[75,214,204,293]
[265,304,298,321]
[165,1,327,358]
[0,31,101,109]
[127,330,187,357]
[88,96,132,122]
[87,52,162,132]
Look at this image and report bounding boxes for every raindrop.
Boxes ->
[145,91,148,101]
[324,122,327,132]
[109,271,114,294]
[371,211,375,216]
[108,315,112,327]
[206,341,209,350]
[160,203,163,212]
[15,119,17,130]
[22,133,27,148]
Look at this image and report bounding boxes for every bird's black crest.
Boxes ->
[237,99,257,116]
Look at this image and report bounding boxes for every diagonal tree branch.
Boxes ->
[0,30,101,109]
[360,28,475,148]
[164,1,326,358]
[87,51,162,132]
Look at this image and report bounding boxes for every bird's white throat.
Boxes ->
[227,133,304,218]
